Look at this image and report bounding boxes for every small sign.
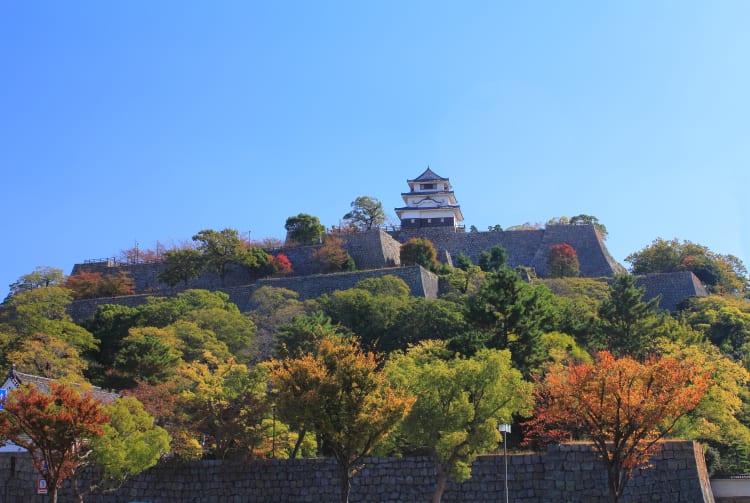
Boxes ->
[37,478,48,495]
[0,389,5,410]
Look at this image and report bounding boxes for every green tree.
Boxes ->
[597,274,661,357]
[343,195,386,230]
[465,268,556,376]
[7,266,65,298]
[477,245,508,272]
[285,213,326,245]
[89,396,170,493]
[679,295,750,361]
[270,335,414,503]
[112,327,182,387]
[400,237,439,270]
[386,340,533,503]
[192,228,269,285]
[158,248,204,287]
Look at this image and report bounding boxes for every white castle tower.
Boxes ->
[395,167,464,230]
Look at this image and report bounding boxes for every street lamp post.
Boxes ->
[498,423,511,503]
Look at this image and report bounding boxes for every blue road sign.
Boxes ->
[0,389,6,410]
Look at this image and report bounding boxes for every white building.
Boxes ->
[394,167,464,230]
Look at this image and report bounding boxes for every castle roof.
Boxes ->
[2,367,119,405]
[408,167,448,183]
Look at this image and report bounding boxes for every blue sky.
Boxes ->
[2,1,749,299]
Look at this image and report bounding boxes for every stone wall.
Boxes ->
[0,441,714,502]
[68,266,438,321]
[391,224,626,278]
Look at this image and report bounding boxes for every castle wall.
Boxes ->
[391,224,626,278]
[0,441,713,502]
[67,266,438,321]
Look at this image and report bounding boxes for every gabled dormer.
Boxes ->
[395,167,464,229]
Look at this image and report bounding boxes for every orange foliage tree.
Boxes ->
[524,351,710,503]
[64,271,135,299]
[546,243,580,278]
[0,383,110,503]
[270,335,414,503]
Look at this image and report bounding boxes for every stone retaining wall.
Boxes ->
[0,441,713,502]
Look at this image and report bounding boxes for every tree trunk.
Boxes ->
[291,428,306,459]
[51,488,58,503]
[72,474,84,503]
[339,464,351,503]
[432,469,448,503]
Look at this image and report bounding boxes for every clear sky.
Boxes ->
[2,1,749,299]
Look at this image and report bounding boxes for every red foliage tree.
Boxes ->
[270,253,293,275]
[523,351,710,502]
[546,243,580,278]
[0,383,110,503]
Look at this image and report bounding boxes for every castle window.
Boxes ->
[421,183,435,190]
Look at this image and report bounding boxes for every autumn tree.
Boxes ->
[400,237,439,270]
[64,271,135,299]
[0,286,97,376]
[524,351,710,503]
[546,243,580,278]
[0,382,110,503]
[270,335,414,503]
[311,235,356,273]
[285,213,326,245]
[269,253,293,275]
[387,341,533,503]
[343,196,386,230]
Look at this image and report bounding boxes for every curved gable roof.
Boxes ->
[408,167,448,183]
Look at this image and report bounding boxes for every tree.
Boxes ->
[477,245,508,272]
[112,327,182,387]
[386,341,533,503]
[400,237,439,270]
[269,253,293,275]
[179,360,271,459]
[547,243,580,278]
[88,396,170,493]
[597,274,661,357]
[7,266,65,298]
[0,382,110,503]
[270,335,414,503]
[465,267,557,376]
[64,271,135,299]
[158,248,204,287]
[311,235,356,273]
[285,213,326,245]
[524,351,710,503]
[192,228,270,285]
[343,196,386,230]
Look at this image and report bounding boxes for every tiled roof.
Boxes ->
[4,369,119,404]
[408,167,448,183]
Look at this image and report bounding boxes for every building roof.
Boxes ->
[407,167,448,183]
[3,367,119,405]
